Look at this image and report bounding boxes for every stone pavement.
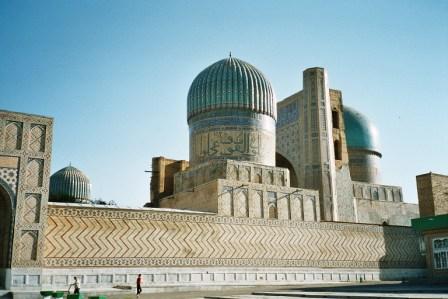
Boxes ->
[204,282,448,299]
[87,285,288,299]
[3,282,448,299]
[103,282,448,299]
[0,285,288,299]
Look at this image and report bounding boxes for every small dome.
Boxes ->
[187,56,276,123]
[344,106,381,156]
[49,165,91,203]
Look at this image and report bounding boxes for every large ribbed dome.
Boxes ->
[49,165,91,203]
[187,56,276,122]
[344,106,381,156]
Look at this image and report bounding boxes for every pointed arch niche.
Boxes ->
[0,181,14,288]
[275,153,298,187]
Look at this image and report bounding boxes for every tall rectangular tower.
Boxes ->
[417,172,448,217]
[298,68,337,221]
[330,90,356,222]
[0,110,53,290]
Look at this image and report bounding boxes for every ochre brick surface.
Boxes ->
[44,204,424,269]
[417,173,448,217]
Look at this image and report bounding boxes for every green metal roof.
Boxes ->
[411,214,448,232]
[49,165,91,203]
[187,57,276,123]
[344,106,381,155]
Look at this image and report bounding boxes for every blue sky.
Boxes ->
[1,0,447,206]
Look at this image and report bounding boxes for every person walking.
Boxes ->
[136,274,142,298]
[68,276,80,294]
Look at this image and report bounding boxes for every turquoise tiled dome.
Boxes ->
[187,57,276,122]
[49,165,91,203]
[344,106,381,155]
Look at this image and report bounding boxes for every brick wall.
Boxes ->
[417,173,448,217]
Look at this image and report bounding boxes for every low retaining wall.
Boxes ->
[10,203,426,289]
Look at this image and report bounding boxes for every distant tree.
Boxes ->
[89,198,117,206]
[92,199,107,205]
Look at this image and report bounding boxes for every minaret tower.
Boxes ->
[298,67,337,221]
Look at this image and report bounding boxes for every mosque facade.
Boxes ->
[152,57,418,226]
[0,57,431,291]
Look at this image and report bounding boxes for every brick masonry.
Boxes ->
[0,110,53,270]
[44,204,424,269]
[417,173,448,217]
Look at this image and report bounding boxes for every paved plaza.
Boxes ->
[5,281,447,299]
[108,282,448,299]
[94,282,448,299]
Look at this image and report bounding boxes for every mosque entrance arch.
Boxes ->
[0,182,14,289]
[276,153,298,188]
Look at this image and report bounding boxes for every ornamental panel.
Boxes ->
[43,205,424,269]
[29,124,46,152]
[5,121,22,151]
[0,167,18,194]
[26,158,43,187]
[20,231,38,261]
[233,189,248,217]
[22,194,41,224]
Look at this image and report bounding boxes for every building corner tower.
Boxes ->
[298,68,337,221]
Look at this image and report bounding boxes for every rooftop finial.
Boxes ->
[69,161,72,167]
[229,51,232,58]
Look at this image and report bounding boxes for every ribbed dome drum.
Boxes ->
[49,166,91,203]
[187,57,276,123]
[188,57,277,167]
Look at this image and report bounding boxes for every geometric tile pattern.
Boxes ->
[44,205,425,269]
[22,194,41,224]
[0,167,18,194]
[0,110,54,269]
[4,121,22,151]
[26,158,43,187]
[29,124,46,152]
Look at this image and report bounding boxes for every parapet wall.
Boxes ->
[12,203,425,289]
[352,181,419,226]
[162,179,320,221]
[43,204,423,269]
[174,159,291,193]
[353,181,402,202]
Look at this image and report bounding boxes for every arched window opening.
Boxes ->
[332,110,339,129]
[334,140,342,160]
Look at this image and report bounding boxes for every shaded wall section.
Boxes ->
[150,156,189,207]
[276,153,298,187]
[44,204,424,270]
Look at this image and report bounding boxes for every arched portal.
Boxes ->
[0,182,13,289]
[275,153,298,187]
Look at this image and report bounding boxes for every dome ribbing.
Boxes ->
[187,57,276,122]
[49,165,91,203]
[344,106,381,156]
